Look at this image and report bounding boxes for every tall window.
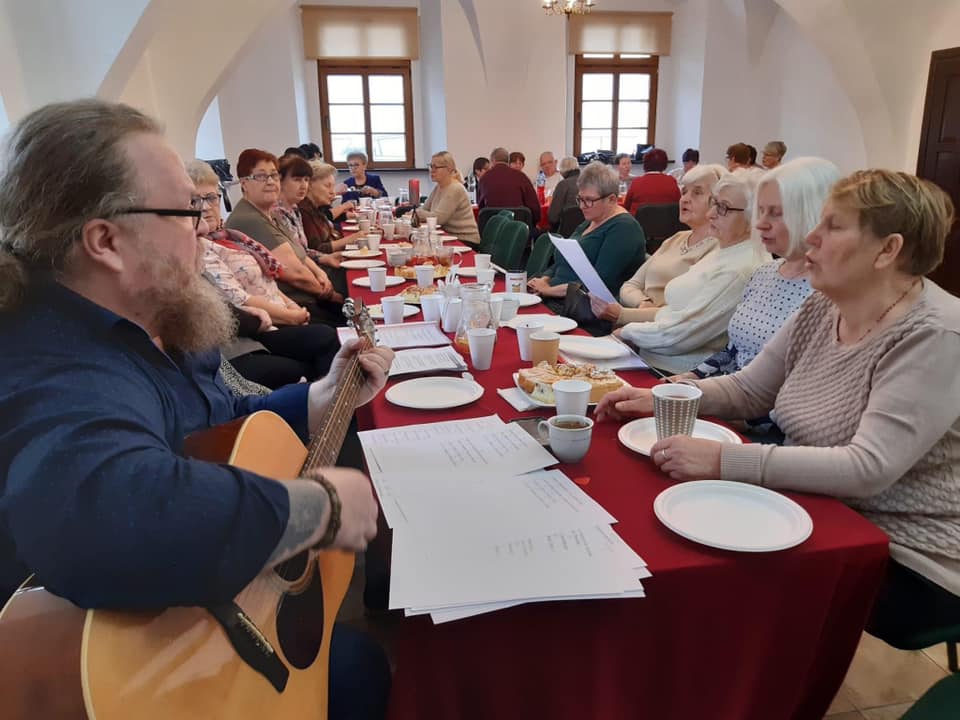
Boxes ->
[573,54,659,156]
[318,61,415,169]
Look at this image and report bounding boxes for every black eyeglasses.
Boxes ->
[576,194,611,208]
[709,196,745,217]
[118,196,204,230]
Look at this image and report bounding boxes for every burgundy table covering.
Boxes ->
[345,256,889,720]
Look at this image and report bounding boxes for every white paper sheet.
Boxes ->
[548,234,617,304]
[338,321,451,349]
[388,346,468,376]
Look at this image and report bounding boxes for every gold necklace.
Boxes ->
[836,279,921,344]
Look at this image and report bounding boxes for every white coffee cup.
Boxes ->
[467,328,497,371]
[553,379,591,417]
[421,294,443,323]
[367,234,381,253]
[538,415,594,464]
[489,297,504,324]
[499,295,520,322]
[382,223,396,241]
[367,267,387,292]
[441,297,462,333]
[515,320,545,362]
[426,216,438,231]
[505,271,527,294]
[415,264,436,288]
[476,268,496,286]
[474,254,492,270]
[380,296,405,325]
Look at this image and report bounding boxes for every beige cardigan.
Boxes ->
[418,182,481,246]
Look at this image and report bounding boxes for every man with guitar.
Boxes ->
[0,100,394,719]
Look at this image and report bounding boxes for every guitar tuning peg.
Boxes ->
[342,299,356,321]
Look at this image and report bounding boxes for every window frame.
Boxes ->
[317,59,415,170]
[572,54,660,157]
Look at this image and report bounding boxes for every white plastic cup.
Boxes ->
[426,216,438,231]
[515,320,545,362]
[421,294,443,323]
[500,295,520,322]
[382,223,395,241]
[358,219,371,234]
[380,296,405,324]
[474,254,492,270]
[415,264,436,289]
[367,267,387,292]
[505,271,527,294]
[367,234,381,252]
[476,268,496,286]
[441,298,462,333]
[553,379,591,417]
[537,415,593,464]
[489,297,504,324]
[467,328,497,371]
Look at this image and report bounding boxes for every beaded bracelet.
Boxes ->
[314,475,342,548]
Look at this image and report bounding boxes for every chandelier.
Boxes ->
[542,0,595,16]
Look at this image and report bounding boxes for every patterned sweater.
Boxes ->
[693,283,960,595]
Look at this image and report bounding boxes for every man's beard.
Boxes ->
[140,254,237,354]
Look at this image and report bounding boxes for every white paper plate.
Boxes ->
[506,314,577,334]
[368,303,420,320]
[386,376,484,409]
[352,275,405,288]
[341,224,359,230]
[343,249,383,259]
[558,335,630,360]
[654,481,813,552]
[617,418,742,456]
[511,372,624,408]
[341,259,386,269]
[345,243,359,251]
[490,292,542,308]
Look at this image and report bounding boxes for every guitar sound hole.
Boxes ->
[275,556,325,669]
[274,551,309,581]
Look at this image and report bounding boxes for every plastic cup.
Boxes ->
[358,219,371,234]
[421,294,443,323]
[380,296,405,325]
[500,295,520,322]
[367,234,381,252]
[415,264,436,289]
[553,379,591,416]
[476,268,496,286]
[529,331,560,366]
[474,254,492,270]
[467,328,497,371]
[515,320,545,362]
[426,216,438,231]
[382,223,395,241]
[489,297,504,324]
[367,267,387,292]
[652,383,703,440]
[441,298,462,333]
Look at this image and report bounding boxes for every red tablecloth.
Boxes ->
[345,259,889,720]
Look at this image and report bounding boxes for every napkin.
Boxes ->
[497,387,539,411]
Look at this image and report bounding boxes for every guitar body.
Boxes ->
[0,411,354,720]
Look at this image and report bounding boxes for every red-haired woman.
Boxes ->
[624,148,681,216]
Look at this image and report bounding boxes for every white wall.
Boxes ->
[195,97,226,160]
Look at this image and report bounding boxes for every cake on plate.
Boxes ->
[517,361,624,404]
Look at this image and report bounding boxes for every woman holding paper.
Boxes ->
[527,162,645,315]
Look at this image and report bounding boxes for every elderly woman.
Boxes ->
[592,164,726,325]
[676,157,839,381]
[598,170,960,645]
[528,162,645,312]
[300,161,358,255]
[547,156,582,230]
[624,148,681,215]
[617,173,769,372]
[336,151,386,202]
[186,160,340,384]
[416,151,481,246]
[762,141,787,169]
[224,148,344,327]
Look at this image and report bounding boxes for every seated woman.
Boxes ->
[300,161,360,255]
[679,157,839,381]
[416,151,481,246]
[546,156,581,231]
[617,174,769,372]
[187,160,339,385]
[597,170,960,648]
[527,161,645,327]
[336,151,387,203]
[624,148,681,216]
[224,148,345,327]
[591,164,726,325]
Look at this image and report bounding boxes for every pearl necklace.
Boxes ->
[680,234,706,255]
[836,279,921,344]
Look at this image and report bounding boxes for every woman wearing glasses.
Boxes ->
[415,151,481,246]
[527,162,645,314]
[336,151,387,203]
[225,148,345,327]
[590,164,726,325]
[616,173,769,372]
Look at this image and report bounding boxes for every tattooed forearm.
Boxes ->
[265,479,330,567]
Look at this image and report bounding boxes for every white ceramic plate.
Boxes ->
[368,303,420,320]
[352,275,405,288]
[654,481,813,552]
[343,249,383,259]
[341,259,386,270]
[490,292,542,308]
[505,314,577,334]
[558,335,630,360]
[386,376,484,409]
[617,418,742,456]
[511,372,624,408]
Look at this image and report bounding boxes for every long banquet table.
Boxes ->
[343,248,889,720]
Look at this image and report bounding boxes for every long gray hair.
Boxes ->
[0,99,160,311]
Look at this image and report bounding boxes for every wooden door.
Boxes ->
[917,47,960,296]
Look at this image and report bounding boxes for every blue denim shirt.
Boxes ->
[0,280,310,608]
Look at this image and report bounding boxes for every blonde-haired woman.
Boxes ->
[417,151,481,246]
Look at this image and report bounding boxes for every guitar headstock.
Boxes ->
[343,298,377,350]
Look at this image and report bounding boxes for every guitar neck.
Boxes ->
[301,353,365,473]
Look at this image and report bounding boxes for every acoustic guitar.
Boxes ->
[0,300,376,719]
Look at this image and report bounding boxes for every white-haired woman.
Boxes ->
[416,151,481,246]
[617,173,769,372]
[676,157,840,382]
[591,164,727,325]
[547,156,582,230]
[300,161,355,254]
